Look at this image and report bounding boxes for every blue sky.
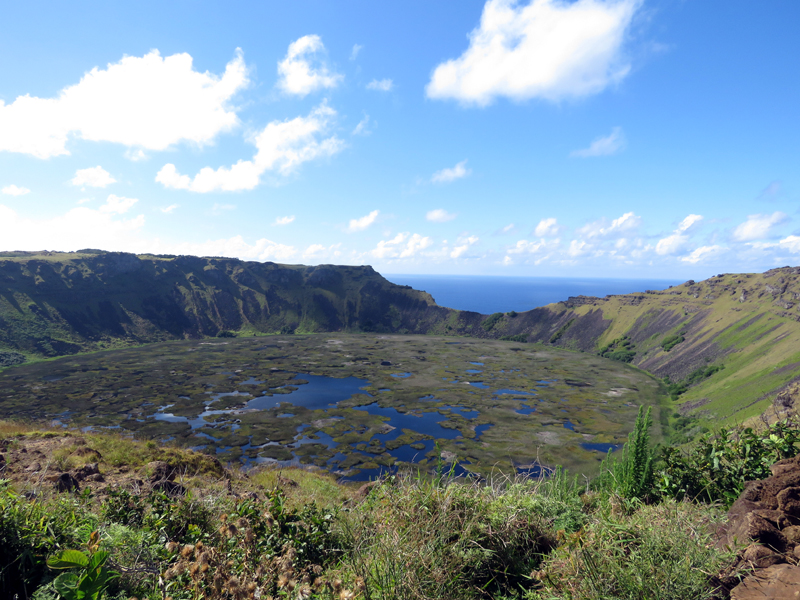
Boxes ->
[1,0,798,279]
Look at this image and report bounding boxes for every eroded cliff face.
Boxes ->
[0,251,449,357]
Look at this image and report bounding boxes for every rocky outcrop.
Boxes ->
[715,455,800,597]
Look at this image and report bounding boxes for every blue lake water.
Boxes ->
[384,274,684,314]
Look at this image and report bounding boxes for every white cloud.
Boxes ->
[0,201,145,252]
[352,114,372,136]
[350,44,363,60]
[2,184,30,196]
[347,209,379,232]
[125,149,148,162]
[0,49,247,159]
[303,244,326,259]
[277,35,343,97]
[778,236,800,254]
[160,204,179,214]
[431,160,470,183]
[655,214,703,255]
[571,126,625,157]
[450,235,479,258]
[732,212,788,242]
[273,215,295,226]
[71,165,116,188]
[0,200,296,262]
[680,245,726,264]
[148,236,297,262]
[211,203,236,214]
[568,239,590,257]
[427,0,640,106]
[302,243,342,261]
[577,211,641,239]
[371,232,433,259]
[100,194,138,214]
[500,223,515,234]
[534,217,560,237]
[426,209,457,223]
[156,102,344,192]
[367,79,393,91]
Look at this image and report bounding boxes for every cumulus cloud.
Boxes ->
[0,198,145,252]
[534,217,560,237]
[427,0,640,106]
[680,245,726,264]
[352,114,372,136]
[0,49,247,159]
[148,236,297,262]
[778,236,800,254]
[0,199,297,262]
[450,235,479,258]
[371,232,433,259]
[577,211,641,239]
[156,102,344,192]
[277,35,342,97]
[160,204,179,214]
[571,126,625,157]
[100,194,138,214]
[71,166,116,188]
[431,160,470,183]
[505,237,560,265]
[655,214,703,256]
[273,215,295,226]
[347,209,379,232]
[367,78,393,91]
[303,243,342,261]
[2,184,30,196]
[732,212,788,242]
[426,209,457,223]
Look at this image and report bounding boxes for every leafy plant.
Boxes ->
[596,406,656,502]
[658,418,800,506]
[47,532,118,600]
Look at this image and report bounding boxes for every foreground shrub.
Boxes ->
[658,418,800,506]
[339,472,583,600]
[529,500,731,600]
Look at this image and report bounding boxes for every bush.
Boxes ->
[340,473,574,599]
[530,500,731,600]
[661,333,685,352]
[482,312,504,331]
[598,336,636,362]
[658,418,800,506]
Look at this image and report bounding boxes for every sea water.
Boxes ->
[385,274,684,314]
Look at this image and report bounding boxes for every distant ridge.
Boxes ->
[0,250,451,358]
[2,250,799,425]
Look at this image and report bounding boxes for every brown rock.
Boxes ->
[727,505,789,551]
[785,526,800,546]
[794,546,800,561]
[24,462,41,473]
[55,472,80,493]
[71,462,100,482]
[144,461,175,483]
[771,455,800,478]
[151,479,186,497]
[730,564,800,599]
[743,544,785,568]
[779,488,800,518]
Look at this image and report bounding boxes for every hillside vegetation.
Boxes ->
[0,250,448,360]
[3,250,800,427]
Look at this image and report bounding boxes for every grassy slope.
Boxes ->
[542,268,800,424]
[0,250,448,360]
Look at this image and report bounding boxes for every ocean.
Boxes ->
[383,274,685,315]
